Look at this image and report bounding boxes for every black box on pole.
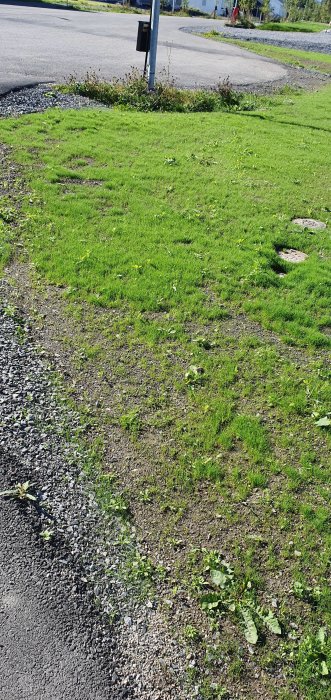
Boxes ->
[136,21,151,53]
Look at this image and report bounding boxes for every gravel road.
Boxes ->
[0,277,190,700]
[188,24,331,54]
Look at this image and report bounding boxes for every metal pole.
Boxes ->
[148,0,160,91]
[144,4,153,77]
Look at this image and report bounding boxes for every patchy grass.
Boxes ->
[0,146,23,270]
[202,33,331,75]
[0,85,331,699]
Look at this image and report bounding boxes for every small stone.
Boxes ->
[123,615,132,626]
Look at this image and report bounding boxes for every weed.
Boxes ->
[292,580,322,605]
[295,628,331,699]
[185,365,205,386]
[199,680,230,699]
[97,488,129,518]
[119,409,141,438]
[183,624,201,643]
[124,552,164,588]
[0,204,16,223]
[199,552,281,644]
[138,487,154,503]
[0,481,37,502]
[130,552,153,579]
[40,529,54,542]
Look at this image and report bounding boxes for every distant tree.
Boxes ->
[261,0,271,20]
[285,0,331,21]
[320,0,331,21]
[240,0,257,17]
[284,0,301,21]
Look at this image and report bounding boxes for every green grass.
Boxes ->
[1,88,330,346]
[1,86,331,699]
[259,21,330,33]
[202,33,331,75]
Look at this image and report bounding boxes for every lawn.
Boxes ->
[259,21,330,33]
[202,33,331,75]
[0,86,330,699]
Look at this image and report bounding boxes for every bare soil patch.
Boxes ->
[292,217,326,230]
[278,248,308,263]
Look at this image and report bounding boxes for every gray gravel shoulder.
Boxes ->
[0,281,191,700]
[0,83,103,118]
[185,24,331,54]
[233,64,330,94]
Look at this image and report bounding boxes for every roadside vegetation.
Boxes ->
[66,70,248,111]
[202,32,331,75]
[19,0,145,13]
[0,80,330,700]
[258,21,330,32]
[241,0,330,27]
[19,0,209,17]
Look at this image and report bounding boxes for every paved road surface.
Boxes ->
[0,2,287,93]
[0,458,115,700]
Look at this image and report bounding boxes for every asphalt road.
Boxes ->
[0,457,115,700]
[0,2,287,93]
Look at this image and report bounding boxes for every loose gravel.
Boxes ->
[186,24,331,54]
[0,281,191,700]
[0,83,103,118]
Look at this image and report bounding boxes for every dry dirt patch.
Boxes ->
[278,248,308,263]
[292,217,326,230]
